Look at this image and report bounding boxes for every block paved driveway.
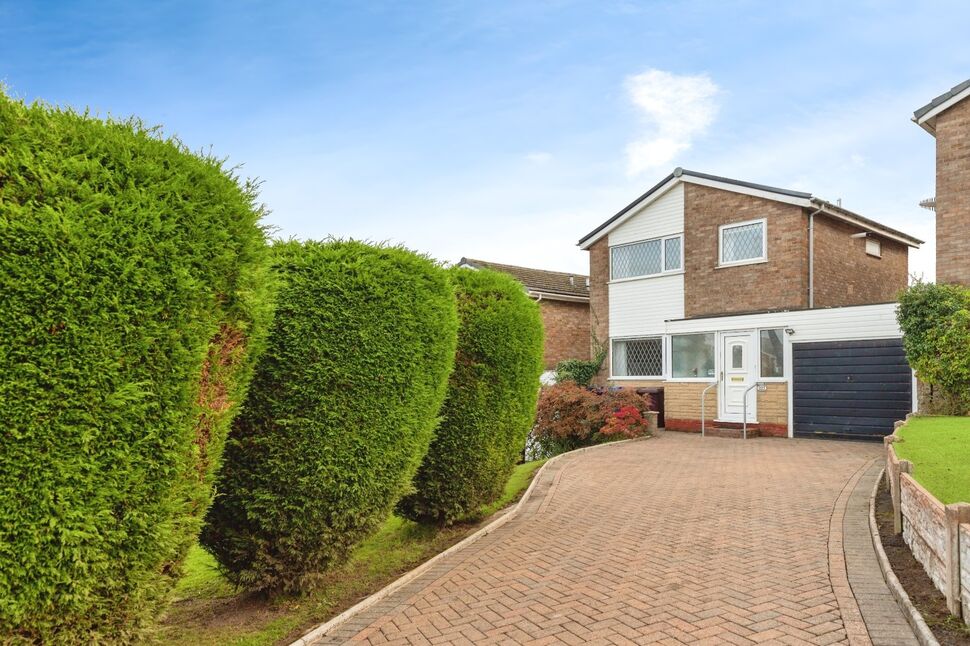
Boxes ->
[313,433,905,645]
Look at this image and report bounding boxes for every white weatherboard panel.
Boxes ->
[665,303,902,341]
[610,274,685,338]
[608,183,684,246]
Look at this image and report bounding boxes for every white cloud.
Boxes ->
[525,151,553,164]
[624,69,720,175]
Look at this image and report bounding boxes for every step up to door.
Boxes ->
[707,423,760,439]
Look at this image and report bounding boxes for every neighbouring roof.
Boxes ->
[577,167,923,249]
[457,258,590,301]
[913,78,970,134]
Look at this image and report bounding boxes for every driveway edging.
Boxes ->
[289,436,647,646]
[868,468,940,646]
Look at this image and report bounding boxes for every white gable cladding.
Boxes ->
[608,183,684,246]
[610,275,684,337]
[665,302,902,341]
[607,183,685,338]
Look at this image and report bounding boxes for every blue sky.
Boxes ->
[3,1,968,280]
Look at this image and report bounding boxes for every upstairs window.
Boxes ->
[865,238,882,258]
[719,219,766,265]
[611,234,683,280]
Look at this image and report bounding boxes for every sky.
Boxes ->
[2,1,968,281]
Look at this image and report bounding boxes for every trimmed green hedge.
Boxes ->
[554,358,601,387]
[897,281,970,414]
[200,240,458,593]
[0,95,271,641]
[397,267,544,525]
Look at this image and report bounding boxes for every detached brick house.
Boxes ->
[579,168,922,440]
[457,258,590,372]
[913,78,970,286]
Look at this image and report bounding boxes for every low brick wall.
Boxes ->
[900,473,948,592]
[886,418,970,624]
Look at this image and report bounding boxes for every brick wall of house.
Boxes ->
[539,299,590,369]
[756,383,788,437]
[935,97,970,286]
[588,238,610,384]
[812,216,909,307]
[683,184,808,318]
[663,382,718,432]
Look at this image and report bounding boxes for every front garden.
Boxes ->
[894,416,970,505]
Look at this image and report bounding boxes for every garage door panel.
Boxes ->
[793,339,911,441]
[791,395,910,408]
[794,372,911,384]
[792,361,910,373]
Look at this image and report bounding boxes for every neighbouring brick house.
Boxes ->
[456,258,590,373]
[579,168,922,440]
[913,78,970,286]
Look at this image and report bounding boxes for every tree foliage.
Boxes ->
[397,268,544,525]
[0,93,271,641]
[897,281,970,413]
[201,240,458,592]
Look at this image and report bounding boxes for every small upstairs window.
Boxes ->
[865,237,881,258]
[719,219,766,266]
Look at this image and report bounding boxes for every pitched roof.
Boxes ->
[457,258,590,300]
[913,78,970,134]
[577,167,923,249]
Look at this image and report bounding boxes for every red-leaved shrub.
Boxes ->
[530,383,654,457]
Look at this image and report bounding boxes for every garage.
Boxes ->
[792,339,912,440]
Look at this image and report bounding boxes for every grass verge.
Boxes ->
[895,415,970,504]
[152,459,547,645]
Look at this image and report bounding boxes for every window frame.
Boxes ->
[718,218,767,267]
[609,233,684,282]
[668,332,717,382]
[757,327,787,381]
[610,335,665,380]
[865,237,882,258]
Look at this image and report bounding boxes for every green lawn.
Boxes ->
[894,416,970,504]
[155,459,546,645]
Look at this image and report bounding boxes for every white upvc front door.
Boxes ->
[720,331,757,422]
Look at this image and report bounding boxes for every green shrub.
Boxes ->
[397,268,544,525]
[0,94,271,641]
[200,240,458,593]
[897,281,970,414]
[554,358,601,387]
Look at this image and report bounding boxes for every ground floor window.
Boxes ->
[671,333,715,378]
[760,328,785,378]
[612,337,663,377]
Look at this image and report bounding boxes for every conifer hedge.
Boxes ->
[200,240,458,593]
[397,267,544,525]
[0,94,271,641]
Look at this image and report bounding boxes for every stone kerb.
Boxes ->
[885,418,970,623]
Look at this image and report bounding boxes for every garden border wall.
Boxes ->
[885,418,970,624]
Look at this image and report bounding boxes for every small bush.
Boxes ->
[897,281,970,414]
[531,384,653,457]
[397,267,544,525]
[0,94,270,641]
[554,358,601,387]
[200,240,458,593]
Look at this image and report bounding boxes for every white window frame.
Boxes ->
[757,327,788,382]
[718,218,767,267]
[609,233,684,282]
[667,332,717,383]
[865,237,882,258]
[610,335,664,380]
